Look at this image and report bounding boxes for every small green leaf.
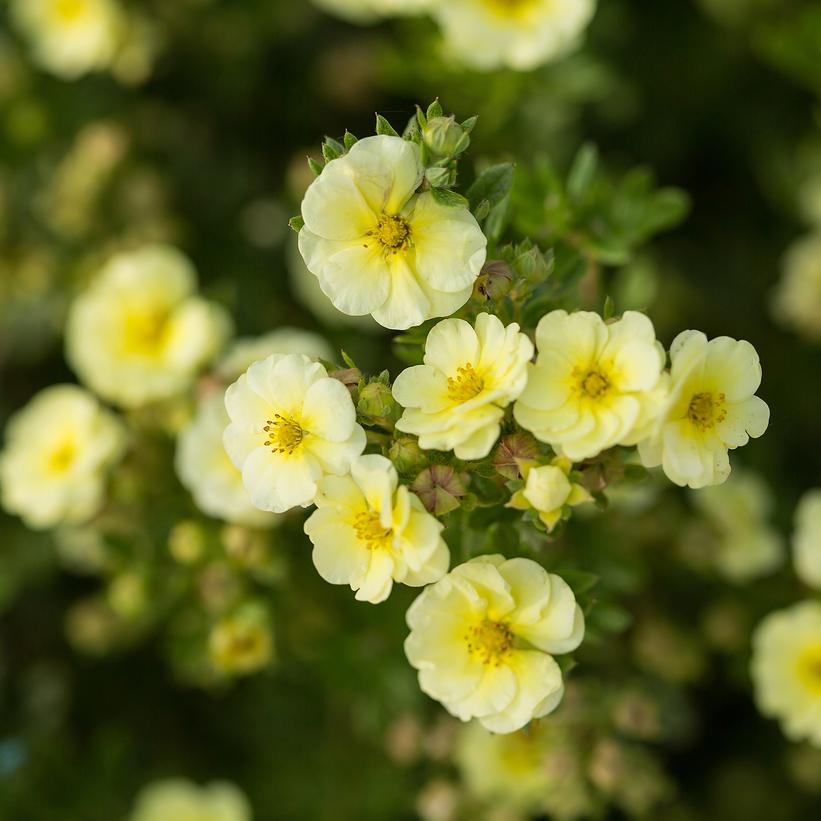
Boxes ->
[461,115,478,133]
[307,157,323,176]
[567,143,599,203]
[343,131,358,151]
[467,163,515,211]
[426,99,443,120]
[431,188,468,208]
[322,138,343,163]
[603,295,615,320]
[375,114,400,137]
[474,200,491,221]
[288,215,305,232]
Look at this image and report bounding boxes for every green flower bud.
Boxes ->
[389,436,428,475]
[357,379,398,423]
[423,116,469,159]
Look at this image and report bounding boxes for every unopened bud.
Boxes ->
[423,116,468,159]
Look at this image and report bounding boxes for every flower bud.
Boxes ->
[329,366,362,397]
[473,260,513,302]
[357,379,398,423]
[389,436,428,475]
[423,116,468,159]
[411,465,468,516]
[492,432,539,480]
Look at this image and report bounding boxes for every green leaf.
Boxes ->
[461,115,478,134]
[375,114,399,137]
[467,163,515,211]
[603,295,615,320]
[426,99,443,120]
[343,131,358,151]
[288,215,304,232]
[322,137,343,163]
[431,188,468,208]
[473,200,491,221]
[567,143,599,203]
[307,157,323,176]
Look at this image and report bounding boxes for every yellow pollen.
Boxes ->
[48,440,76,472]
[796,645,821,696]
[465,619,514,666]
[370,214,411,253]
[447,363,484,402]
[481,0,538,18]
[574,367,610,399]
[687,392,726,432]
[54,0,87,22]
[353,510,392,550]
[124,309,171,357]
[263,414,304,455]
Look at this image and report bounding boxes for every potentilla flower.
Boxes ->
[209,603,274,676]
[128,778,251,821]
[176,394,278,529]
[0,385,126,530]
[11,0,125,80]
[304,454,449,603]
[223,353,366,513]
[793,489,821,589]
[507,458,592,532]
[393,313,533,459]
[66,245,232,408]
[298,135,486,330]
[773,233,821,342]
[514,310,667,461]
[638,331,769,489]
[405,554,584,733]
[430,0,597,72]
[751,601,821,747]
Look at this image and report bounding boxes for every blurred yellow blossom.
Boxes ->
[0,384,126,529]
[773,233,821,342]
[792,488,821,589]
[393,313,533,459]
[638,331,769,488]
[128,778,251,821]
[752,601,821,747]
[66,245,232,408]
[405,555,584,733]
[304,454,449,603]
[298,135,486,329]
[209,603,273,676]
[223,353,366,513]
[514,310,666,461]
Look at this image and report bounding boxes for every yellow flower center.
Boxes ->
[48,440,77,473]
[687,392,727,432]
[54,0,87,22]
[796,644,821,696]
[481,0,538,18]
[465,619,514,666]
[123,309,171,357]
[263,414,304,455]
[573,366,611,400]
[371,214,411,253]
[353,510,393,550]
[447,363,485,402]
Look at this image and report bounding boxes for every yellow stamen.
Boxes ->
[687,392,726,432]
[447,363,484,402]
[353,510,392,550]
[263,414,304,455]
[481,0,538,18]
[48,441,76,472]
[123,310,171,357]
[796,645,821,696]
[369,214,411,253]
[465,619,514,666]
[54,0,87,22]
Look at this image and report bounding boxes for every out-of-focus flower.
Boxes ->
[209,603,273,676]
[304,454,449,603]
[66,245,231,408]
[415,779,461,821]
[10,0,125,79]
[639,331,769,488]
[690,470,783,583]
[0,385,126,530]
[773,233,821,342]
[224,354,366,513]
[793,489,821,589]
[514,311,666,461]
[507,458,592,532]
[431,0,597,72]
[752,601,821,747]
[298,135,486,329]
[176,394,279,528]
[310,0,433,23]
[168,520,207,565]
[405,555,584,733]
[394,314,532,459]
[128,778,252,821]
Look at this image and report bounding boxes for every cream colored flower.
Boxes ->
[176,394,277,528]
[11,0,125,79]
[773,232,821,342]
[691,470,783,583]
[66,245,231,408]
[507,458,592,532]
[514,310,666,461]
[298,135,486,330]
[311,0,433,22]
[0,385,126,530]
[209,603,273,677]
[793,489,821,589]
[431,0,597,72]
[224,353,366,513]
[393,313,533,460]
[752,601,821,747]
[405,554,584,733]
[638,331,769,489]
[304,454,449,603]
[128,778,251,821]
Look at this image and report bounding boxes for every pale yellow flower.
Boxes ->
[393,313,533,460]
[209,604,273,677]
[507,458,592,532]
[304,454,449,603]
[431,0,597,72]
[223,353,366,513]
[128,778,251,821]
[691,470,783,583]
[176,394,278,529]
[405,554,584,733]
[793,489,821,589]
[752,601,821,747]
[298,135,486,330]
[66,245,231,408]
[11,0,125,79]
[773,232,821,342]
[0,385,126,530]
[514,310,666,461]
[638,331,769,489]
